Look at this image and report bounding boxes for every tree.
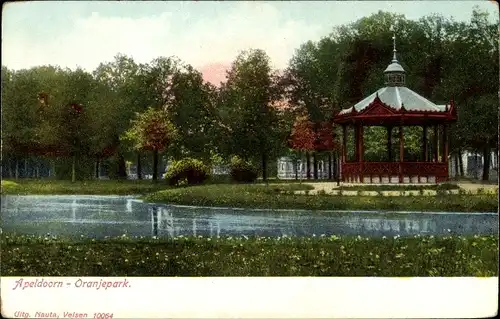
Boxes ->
[121,107,178,182]
[220,49,285,181]
[288,115,315,179]
[166,64,218,161]
[92,54,141,179]
[436,8,498,180]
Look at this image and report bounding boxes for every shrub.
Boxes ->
[436,188,447,196]
[230,156,258,183]
[164,158,210,186]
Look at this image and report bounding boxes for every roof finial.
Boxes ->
[392,30,397,62]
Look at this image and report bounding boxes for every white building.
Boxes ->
[277,156,335,180]
[448,150,498,181]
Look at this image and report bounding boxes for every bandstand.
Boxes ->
[333,36,457,184]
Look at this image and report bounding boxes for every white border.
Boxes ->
[1,277,498,318]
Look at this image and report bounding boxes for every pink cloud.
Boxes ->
[199,63,229,86]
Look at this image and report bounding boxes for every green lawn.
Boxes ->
[0,179,170,195]
[2,179,497,212]
[2,234,497,276]
[143,183,498,212]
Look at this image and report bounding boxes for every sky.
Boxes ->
[2,1,498,85]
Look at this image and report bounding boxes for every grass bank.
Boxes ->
[1,179,170,195]
[2,234,497,276]
[143,184,498,212]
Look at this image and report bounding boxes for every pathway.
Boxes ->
[295,182,498,196]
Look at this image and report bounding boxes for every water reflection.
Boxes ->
[1,195,497,239]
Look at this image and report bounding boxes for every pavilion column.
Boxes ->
[359,125,364,162]
[342,125,347,163]
[354,124,360,162]
[354,124,361,182]
[359,125,364,183]
[399,125,404,183]
[387,126,393,162]
[433,125,438,162]
[443,124,449,163]
[443,123,449,182]
[422,125,428,162]
[342,125,347,182]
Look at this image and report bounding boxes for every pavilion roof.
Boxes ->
[338,86,448,115]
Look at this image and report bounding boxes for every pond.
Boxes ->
[1,195,497,239]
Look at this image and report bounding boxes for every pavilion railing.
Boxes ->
[341,162,448,183]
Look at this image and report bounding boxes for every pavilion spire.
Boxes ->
[384,28,405,86]
[392,31,398,62]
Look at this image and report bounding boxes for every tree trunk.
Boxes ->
[152,149,159,182]
[294,158,298,180]
[306,152,311,179]
[71,156,76,183]
[95,160,100,179]
[328,152,332,180]
[454,152,459,179]
[137,152,142,180]
[261,152,267,183]
[313,152,318,180]
[299,152,303,184]
[15,159,19,180]
[458,148,464,176]
[8,159,13,178]
[482,145,491,181]
[117,153,127,179]
[24,158,28,178]
[51,159,56,178]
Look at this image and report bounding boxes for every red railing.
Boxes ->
[341,162,448,183]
